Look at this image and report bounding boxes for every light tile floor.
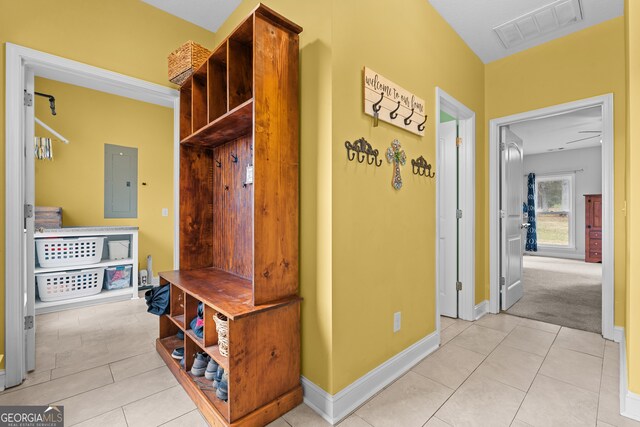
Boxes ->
[2,298,636,426]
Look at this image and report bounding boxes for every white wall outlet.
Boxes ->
[161,208,168,217]
[393,312,401,333]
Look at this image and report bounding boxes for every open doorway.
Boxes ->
[489,95,614,339]
[5,43,180,388]
[505,107,603,333]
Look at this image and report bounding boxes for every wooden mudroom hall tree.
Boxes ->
[156,5,303,426]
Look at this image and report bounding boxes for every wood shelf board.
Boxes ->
[170,314,185,330]
[160,268,300,320]
[157,338,303,426]
[188,372,230,416]
[185,328,205,349]
[157,338,231,426]
[205,344,230,371]
[159,335,183,355]
[253,3,303,34]
[181,99,252,147]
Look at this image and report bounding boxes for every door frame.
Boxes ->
[5,43,180,388]
[435,87,476,325]
[488,94,615,340]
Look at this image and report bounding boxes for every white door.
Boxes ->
[25,70,36,372]
[438,120,458,317]
[501,127,525,310]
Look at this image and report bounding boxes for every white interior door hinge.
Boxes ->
[499,142,506,151]
[456,209,463,219]
[500,277,506,288]
[24,90,33,107]
[24,204,33,219]
[456,137,462,147]
[456,281,462,291]
[24,315,34,330]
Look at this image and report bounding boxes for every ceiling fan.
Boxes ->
[565,134,602,145]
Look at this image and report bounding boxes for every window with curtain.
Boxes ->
[535,174,574,247]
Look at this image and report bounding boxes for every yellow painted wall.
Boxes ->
[330,0,485,393]
[485,18,628,325]
[0,0,215,370]
[625,0,640,394]
[212,1,335,392]
[34,77,174,273]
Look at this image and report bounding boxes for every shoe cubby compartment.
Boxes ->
[191,63,208,131]
[169,284,185,328]
[160,6,303,426]
[208,44,227,123]
[180,78,193,140]
[228,18,253,110]
[184,293,203,345]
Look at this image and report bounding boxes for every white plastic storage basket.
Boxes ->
[36,237,105,268]
[36,268,105,302]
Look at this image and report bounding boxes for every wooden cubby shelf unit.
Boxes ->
[159,4,303,427]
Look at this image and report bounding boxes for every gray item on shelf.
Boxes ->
[146,255,153,283]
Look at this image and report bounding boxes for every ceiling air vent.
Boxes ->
[493,0,584,49]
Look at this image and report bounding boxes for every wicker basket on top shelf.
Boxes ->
[168,41,211,85]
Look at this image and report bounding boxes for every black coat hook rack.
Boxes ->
[372,92,384,127]
[345,137,382,167]
[389,101,401,120]
[215,159,222,168]
[417,115,428,132]
[411,155,435,178]
[231,153,238,163]
[404,108,416,126]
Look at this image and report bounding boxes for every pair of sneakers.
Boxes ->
[210,364,228,401]
[191,352,219,378]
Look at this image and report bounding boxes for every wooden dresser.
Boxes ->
[585,194,602,263]
[156,5,303,426]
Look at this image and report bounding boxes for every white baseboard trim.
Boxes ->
[301,330,440,425]
[614,326,624,343]
[619,328,640,421]
[474,300,488,320]
[0,370,5,392]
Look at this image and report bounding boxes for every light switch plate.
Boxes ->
[162,208,168,217]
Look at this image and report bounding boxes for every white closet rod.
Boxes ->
[35,117,69,144]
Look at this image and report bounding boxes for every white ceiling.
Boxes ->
[140,0,241,32]
[510,106,602,155]
[428,0,624,63]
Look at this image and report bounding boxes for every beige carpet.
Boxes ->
[506,255,602,334]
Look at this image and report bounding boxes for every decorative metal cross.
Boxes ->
[386,139,406,190]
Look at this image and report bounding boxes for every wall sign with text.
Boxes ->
[363,67,427,136]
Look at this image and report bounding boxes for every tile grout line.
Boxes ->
[46,365,172,410]
[507,324,562,426]
[423,318,522,425]
[60,380,178,426]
